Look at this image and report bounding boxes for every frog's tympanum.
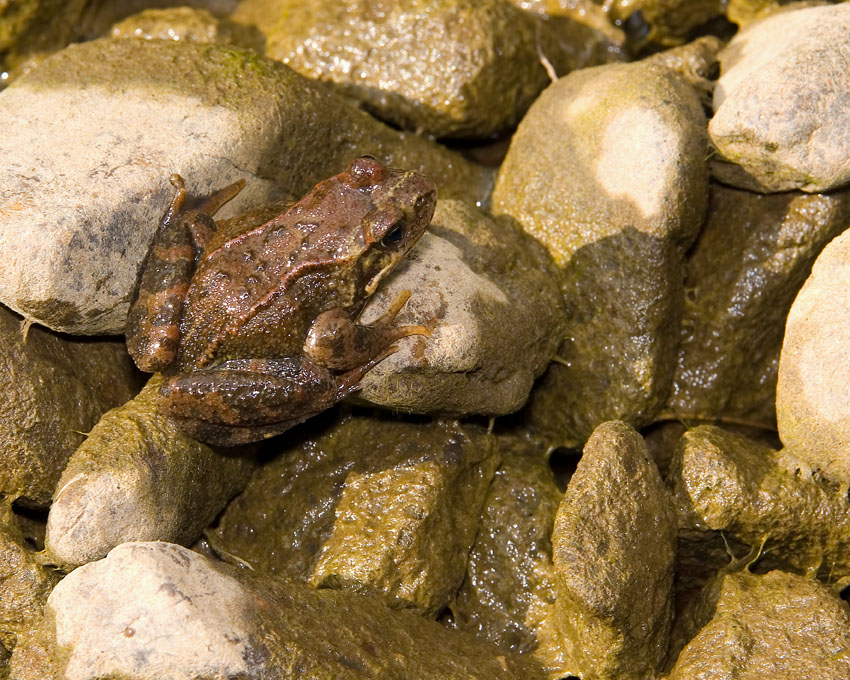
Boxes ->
[126,157,436,445]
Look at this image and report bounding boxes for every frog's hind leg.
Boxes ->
[158,357,340,446]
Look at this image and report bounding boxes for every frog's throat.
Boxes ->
[365,262,395,296]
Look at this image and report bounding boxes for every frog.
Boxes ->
[126,156,436,446]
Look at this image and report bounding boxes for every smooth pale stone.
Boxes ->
[710,4,850,192]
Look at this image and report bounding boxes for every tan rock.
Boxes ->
[552,421,677,679]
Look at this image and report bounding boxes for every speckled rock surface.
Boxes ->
[357,200,563,417]
[449,435,566,676]
[667,570,850,679]
[109,6,261,49]
[20,541,544,679]
[669,425,850,581]
[710,3,850,192]
[493,60,708,447]
[0,37,487,334]
[551,421,677,679]
[0,303,139,507]
[776,229,850,484]
[45,375,255,569]
[665,184,850,426]
[211,410,498,617]
[234,0,560,139]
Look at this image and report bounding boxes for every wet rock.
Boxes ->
[235,0,559,140]
[665,184,850,427]
[667,570,850,678]
[612,0,724,48]
[0,503,59,661]
[552,421,677,679]
[644,36,723,107]
[669,425,850,581]
[212,410,498,617]
[0,303,138,507]
[710,3,850,192]
[493,60,708,447]
[45,375,255,569]
[505,0,627,69]
[357,200,564,417]
[109,6,262,50]
[777,229,850,483]
[449,435,567,676]
[725,0,831,27]
[0,38,488,335]
[22,541,544,679]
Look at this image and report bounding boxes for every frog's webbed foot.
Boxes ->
[158,357,340,446]
[304,290,430,372]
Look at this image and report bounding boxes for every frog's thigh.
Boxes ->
[159,357,339,427]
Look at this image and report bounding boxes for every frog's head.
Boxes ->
[343,156,436,297]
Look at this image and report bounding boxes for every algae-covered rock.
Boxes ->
[0,304,139,507]
[505,0,627,69]
[552,421,677,679]
[212,410,498,617]
[493,60,708,447]
[665,184,850,427]
[667,570,850,679]
[644,36,723,107]
[670,426,850,580]
[449,436,567,676]
[725,0,830,26]
[612,0,724,47]
[109,6,261,50]
[24,541,545,679]
[357,200,563,417]
[0,503,59,658]
[710,4,850,193]
[234,0,557,139]
[0,37,488,334]
[777,229,850,484]
[45,375,255,569]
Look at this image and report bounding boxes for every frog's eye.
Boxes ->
[381,218,407,248]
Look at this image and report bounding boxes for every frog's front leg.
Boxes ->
[126,174,245,372]
[158,357,344,446]
[303,290,430,371]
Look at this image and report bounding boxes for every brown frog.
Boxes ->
[126,156,436,446]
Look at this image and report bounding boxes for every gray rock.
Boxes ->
[22,541,544,679]
[0,37,488,335]
[665,183,850,427]
[234,0,558,139]
[357,200,563,416]
[667,570,850,679]
[551,421,677,680]
[45,375,255,569]
[710,3,850,192]
[0,303,139,507]
[776,229,850,484]
[492,60,708,447]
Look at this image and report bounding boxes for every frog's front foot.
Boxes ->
[303,290,430,371]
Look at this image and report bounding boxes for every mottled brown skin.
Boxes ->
[126,157,436,445]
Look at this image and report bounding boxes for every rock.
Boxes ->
[356,200,564,416]
[551,421,677,680]
[644,36,723,108]
[504,0,627,70]
[726,0,831,27]
[449,435,567,676]
[665,184,850,427]
[667,570,850,679]
[611,0,724,48]
[109,7,262,50]
[0,37,488,335]
[669,425,850,581]
[0,303,139,507]
[0,503,59,658]
[710,4,850,192]
[234,0,559,139]
[776,229,850,484]
[211,409,499,617]
[493,60,708,447]
[45,375,255,569]
[20,541,545,679]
